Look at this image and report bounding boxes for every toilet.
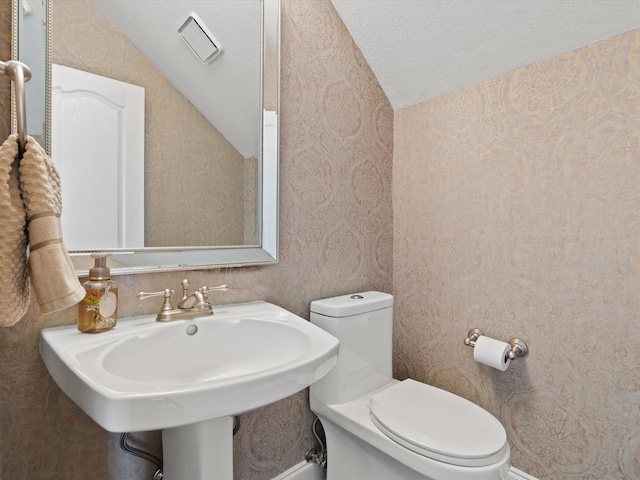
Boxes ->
[309,291,511,480]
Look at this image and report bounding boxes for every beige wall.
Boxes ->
[5,1,638,479]
[0,0,392,479]
[394,29,640,479]
[52,0,246,247]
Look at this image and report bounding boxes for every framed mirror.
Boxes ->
[12,0,279,275]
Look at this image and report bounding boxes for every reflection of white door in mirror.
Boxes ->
[51,64,144,250]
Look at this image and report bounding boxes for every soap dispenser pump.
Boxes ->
[78,254,118,333]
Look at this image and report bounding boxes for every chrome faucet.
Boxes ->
[138,279,228,322]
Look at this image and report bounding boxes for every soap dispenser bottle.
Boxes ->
[78,254,118,333]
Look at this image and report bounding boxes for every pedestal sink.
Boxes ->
[40,300,339,480]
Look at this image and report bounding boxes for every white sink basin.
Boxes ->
[40,300,339,433]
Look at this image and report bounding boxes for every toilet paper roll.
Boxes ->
[473,335,511,371]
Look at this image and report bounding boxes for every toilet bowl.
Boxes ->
[309,291,511,480]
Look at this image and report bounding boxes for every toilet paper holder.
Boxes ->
[464,328,529,360]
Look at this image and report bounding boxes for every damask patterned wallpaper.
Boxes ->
[0,0,392,479]
[3,0,637,479]
[394,29,640,479]
[0,2,10,138]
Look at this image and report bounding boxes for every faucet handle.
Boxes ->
[137,288,175,312]
[199,284,229,305]
[200,284,229,294]
[181,279,191,302]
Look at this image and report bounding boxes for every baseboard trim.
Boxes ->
[272,461,323,480]
[272,461,537,480]
[510,466,538,480]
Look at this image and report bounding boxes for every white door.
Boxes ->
[51,64,145,250]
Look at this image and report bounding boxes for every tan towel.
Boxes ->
[0,135,30,326]
[19,135,85,314]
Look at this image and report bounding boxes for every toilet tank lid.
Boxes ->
[310,291,393,318]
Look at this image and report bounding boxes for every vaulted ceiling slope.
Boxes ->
[331,0,640,110]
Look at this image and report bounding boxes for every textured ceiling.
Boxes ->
[331,0,640,110]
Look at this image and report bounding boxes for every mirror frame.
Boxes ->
[12,0,279,276]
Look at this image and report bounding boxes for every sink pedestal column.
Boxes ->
[162,416,233,480]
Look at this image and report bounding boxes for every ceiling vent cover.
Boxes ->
[178,13,223,64]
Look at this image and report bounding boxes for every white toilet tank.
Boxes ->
[310,291,394,406]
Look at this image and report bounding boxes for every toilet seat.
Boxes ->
[369,379,508,467]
